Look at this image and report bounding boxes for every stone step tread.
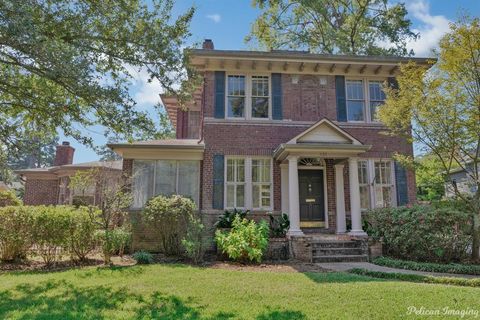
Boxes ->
[313,254,368,259]
[313,248,365,253]
[313,255,368,263]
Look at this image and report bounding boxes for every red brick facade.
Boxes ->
[23,178,59,205]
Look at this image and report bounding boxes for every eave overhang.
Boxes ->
[189,49,436,77]
[273,143,372,162]
[108,141,205,161]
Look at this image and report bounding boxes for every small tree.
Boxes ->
[378,17,480,260]
[70,166,132,264]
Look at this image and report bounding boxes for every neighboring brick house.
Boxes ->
[16,142,122,206]
[109,40,431,255]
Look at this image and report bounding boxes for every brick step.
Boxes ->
[312,247,365,256]
[311,241,362,249]
[313,254,368,263]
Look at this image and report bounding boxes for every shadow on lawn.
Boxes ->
[0,279,233,320]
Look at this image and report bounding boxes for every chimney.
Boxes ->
[202,39,214,50]
[54,141,75,166]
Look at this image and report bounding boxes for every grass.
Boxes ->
[0,263,479,319]
[349,268,480,287]
[372,256,480,275]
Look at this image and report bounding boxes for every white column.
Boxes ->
[335,164,347,234]
[287,156,303,236]
[348,158,367,236]
[280,164,289,214]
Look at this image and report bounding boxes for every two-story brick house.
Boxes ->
[110,40,431,255]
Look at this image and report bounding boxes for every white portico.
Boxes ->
[274,119,371,237]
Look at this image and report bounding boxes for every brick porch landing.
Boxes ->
[288,233,368,263]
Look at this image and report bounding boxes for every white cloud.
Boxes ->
[206,14,221,23]
[125,65,164,107]
[406,0,451,56]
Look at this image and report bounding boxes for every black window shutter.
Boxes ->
[214,71,225,118]
[212,154,224,209]
[395,161,408,206]
[271,73,283,120]
[335,75,347,122]
[387,77,398,90]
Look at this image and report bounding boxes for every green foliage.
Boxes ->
[31,206,73,265]
[0,206,33,261]
[215,216,269,263]
[133,251,154,265]
[181,215,208,264]
[267,212,289,237]
[349,268,480,288]
[214,208,250,229]
[415,155,446,201]
[68,207,98,261]
[143,195,197,256]
[372,256,480,275]
[95,227,132,261]
[364,205,472,263]
[0,190,22,207]
[0,0,198,163]
[247,0,417,56]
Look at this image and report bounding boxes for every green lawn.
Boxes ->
[0,264,478,319]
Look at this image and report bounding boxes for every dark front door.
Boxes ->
[299,170,325,226]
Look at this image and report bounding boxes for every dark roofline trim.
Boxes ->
[107,143,205,150]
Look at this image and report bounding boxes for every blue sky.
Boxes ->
[68,0,480,163]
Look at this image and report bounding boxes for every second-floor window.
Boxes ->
[346,79,386,122]
[226,74,270,119]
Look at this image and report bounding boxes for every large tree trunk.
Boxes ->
[472,213,480,261]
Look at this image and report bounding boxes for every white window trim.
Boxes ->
[132,160,200,209]
[224,156,273,211]
[346,77,386,123]
[225,73,272,120]
[358,158,397,210]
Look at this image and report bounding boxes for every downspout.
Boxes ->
[198,72,206,144]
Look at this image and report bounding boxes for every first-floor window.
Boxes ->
[132,160,200,208]
[225,157,273,210]
[226,158,245,208]
[357,159,395,209]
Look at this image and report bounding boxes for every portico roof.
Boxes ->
[108,139,205,160]
[273,119,371,161]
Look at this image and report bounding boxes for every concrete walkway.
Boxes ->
[317,262,480,279]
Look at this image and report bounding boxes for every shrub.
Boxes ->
[0,206,33,261]
[267,212,289,237]
[181,215,208,264]
[133,251,154,264]
[372,256,480,275]
[31,206,72,265]
[364,205,471,263]
[95,227,131,262]
[0,190,21,207]
[214,208,249,229]
[143,195,196,256]
[215,215,269,263]
[68,207,98,261]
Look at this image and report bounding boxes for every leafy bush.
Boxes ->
[31,206,72,265]
[214,208,249,229]
[0,206,33,261]
[95,227,131,262]
[133,251,154,264]
[364,205,471,263]
[215,215,269,263]
[372,256,480,275]
[268,212,289,237]
[68,207,98,261]
[181,215,208,264]
[349,268,480,288]
[143,195,196,256]
[0,190,21,207]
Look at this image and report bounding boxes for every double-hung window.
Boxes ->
[226,158,245,208]
[226,74,270,119]
[346,79,386,122]
[252,159,272,209]
[357,159,395,209]
[225,157,273,210]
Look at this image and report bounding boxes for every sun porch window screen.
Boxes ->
[252,159,272,209]
[132,160,200,208]
[226,158,245,208]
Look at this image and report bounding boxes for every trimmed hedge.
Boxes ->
[372,256,480,275]
[349,268,480,288]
